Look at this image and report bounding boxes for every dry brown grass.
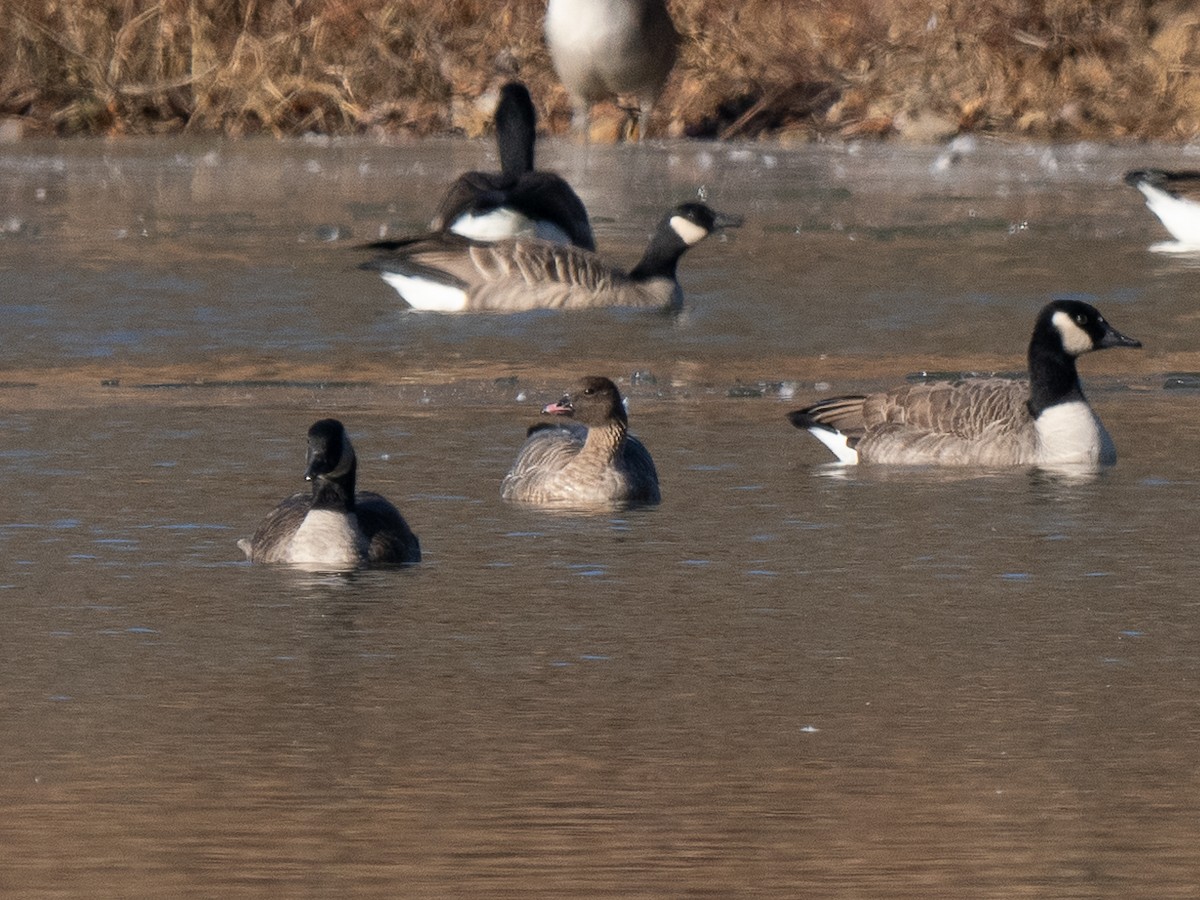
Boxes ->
[3,0,1200,140]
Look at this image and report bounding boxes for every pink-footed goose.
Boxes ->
[501,375,660,506]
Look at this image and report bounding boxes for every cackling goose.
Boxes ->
[788,300,1141,469]
[360,202,740,312]
[239,419,420,568]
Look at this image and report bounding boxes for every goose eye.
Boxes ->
[1074,313,1088,326]
[583,387,595,395]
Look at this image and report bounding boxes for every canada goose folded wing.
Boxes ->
[355,491,421,564]
[238,493,309,562]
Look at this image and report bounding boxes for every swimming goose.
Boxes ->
[501,375,660,506]
[360,202,740,312]
[431,82,595,249]
[788,300,1141,468]
[239,419,420,568]
[1124,169,1200,251]
[545,0,678,139]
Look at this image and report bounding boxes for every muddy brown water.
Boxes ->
[2,136,1200,897]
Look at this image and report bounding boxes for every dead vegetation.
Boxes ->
[3,0,1200,140]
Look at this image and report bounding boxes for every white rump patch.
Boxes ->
[669,215,710,246]
[807,426,859,465]
[1137,182,1200,248]
[378,272,469,312]
[1051,310,1094,356]
[451,207,534,242]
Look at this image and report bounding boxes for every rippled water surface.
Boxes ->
[2,136,1200,897]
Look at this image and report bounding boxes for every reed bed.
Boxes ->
[3,0,1200,140]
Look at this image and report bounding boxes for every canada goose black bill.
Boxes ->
[545,0,679,140]
[239,418,420,569]
[788,299,1140,469]
[432,81,595,249]
[501,375,660,506]
[360,202,741,313]
[1124,169,1200,251]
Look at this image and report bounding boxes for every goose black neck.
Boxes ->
[310,460,357,512]
[629,231,687,281]
[497,98,536,179]
[1027,333,1084,417]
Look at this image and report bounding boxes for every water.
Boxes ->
[2,136,1200,897]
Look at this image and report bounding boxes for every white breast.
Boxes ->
[1034,401,1111,466]
[286,509,367,569]
[1138,183,1200,250]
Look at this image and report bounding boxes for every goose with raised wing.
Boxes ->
[361,202,740,312]
[239,419,420,568]
[788,300,1141,469]
[432,81,595,249]
[545,0,678,139]
[501,375,660,506]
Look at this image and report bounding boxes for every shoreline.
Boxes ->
[5,2,1200,144]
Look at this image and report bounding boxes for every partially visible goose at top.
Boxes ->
[239,419,420,569]
[545,0,678,140]
[1124,169,1200,252]
[431,81,595,250]
[360,202,741,313]
[788,300,1141,469]
[501,375,660,506]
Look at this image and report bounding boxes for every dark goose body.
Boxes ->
[239,419,420,569]
[432,81,594,249]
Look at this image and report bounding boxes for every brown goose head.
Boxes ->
[542,375,628,428]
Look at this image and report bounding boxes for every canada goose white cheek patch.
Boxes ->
[379,272,469,312]
[1051,310,1095,356]
[669,215,710,246]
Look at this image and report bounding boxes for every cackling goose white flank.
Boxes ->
[239,419,420,569]
[545,0,678,140]
[501,375,660,506]
[788,299,1141,469]
[432,81,595,249]
[360,202,740,313]
[1124,169,1200,252]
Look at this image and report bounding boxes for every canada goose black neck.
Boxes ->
[1026,300,1140,417]
[305,419,357,512]
[496,82,537,181]
[628,203,719,281]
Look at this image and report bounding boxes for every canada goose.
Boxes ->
[431,82,595,250]
[544,0,678,139]
[1124,169,1200,251]
[239,419,420,568]
[788,300,1141,468]
[501,375,660,506]
[360,202,740,313]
